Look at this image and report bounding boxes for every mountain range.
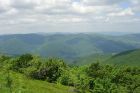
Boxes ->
[0,33,140,64]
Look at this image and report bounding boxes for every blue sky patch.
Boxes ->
[120,2,131,9]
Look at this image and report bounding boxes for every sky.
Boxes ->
[0,0,140,34]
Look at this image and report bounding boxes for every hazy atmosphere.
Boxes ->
[0,0,140,34]
[0,0,140,93]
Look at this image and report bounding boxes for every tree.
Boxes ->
[87,62,104,78]
[30,58,67,82]
[11,54,33,72]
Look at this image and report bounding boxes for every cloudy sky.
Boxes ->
[0,0,140,34]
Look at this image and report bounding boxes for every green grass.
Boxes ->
[0,69,75,93]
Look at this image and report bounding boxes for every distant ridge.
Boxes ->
[111,49,138,58]
[106,49,140,66]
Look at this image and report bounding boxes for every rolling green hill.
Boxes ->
[105,49,140,66]
[72,54,111,65]
[74,49,140,66]
[0,33,140,63]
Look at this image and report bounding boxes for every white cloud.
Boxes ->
[108,8,134,17]
[0,0,11,13]
[5,8,18,15]
[131,0,140,4]
[0,0,139,34]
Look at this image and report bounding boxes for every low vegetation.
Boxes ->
[0,54,140,93]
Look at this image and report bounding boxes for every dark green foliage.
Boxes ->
[27,58,67,82]
[84,63,140,93]
[0,55,10,62]
[1,54,140,93]
[87,62,103,78]
[0,56,7,68]
[11,54,33,71]
[17,54,33,68]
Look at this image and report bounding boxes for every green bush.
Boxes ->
[11,54,33,72]
[30,58,67,82]
[1,54,139,93]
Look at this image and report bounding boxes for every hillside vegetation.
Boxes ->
[0,71,73,93]
[0,54,140,93]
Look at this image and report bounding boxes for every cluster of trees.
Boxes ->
[0,54,140,93]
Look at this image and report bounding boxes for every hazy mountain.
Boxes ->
[0,33,140,63]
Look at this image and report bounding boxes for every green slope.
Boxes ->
[0,70,75,93]
[73,54,111,65]
[105,49,140,66]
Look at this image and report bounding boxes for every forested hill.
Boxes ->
[105,49,140,66]
[0,33,140,62]
[74,49,140,66]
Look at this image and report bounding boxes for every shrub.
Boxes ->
[30,58,67,82]
[11,54,33,72]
